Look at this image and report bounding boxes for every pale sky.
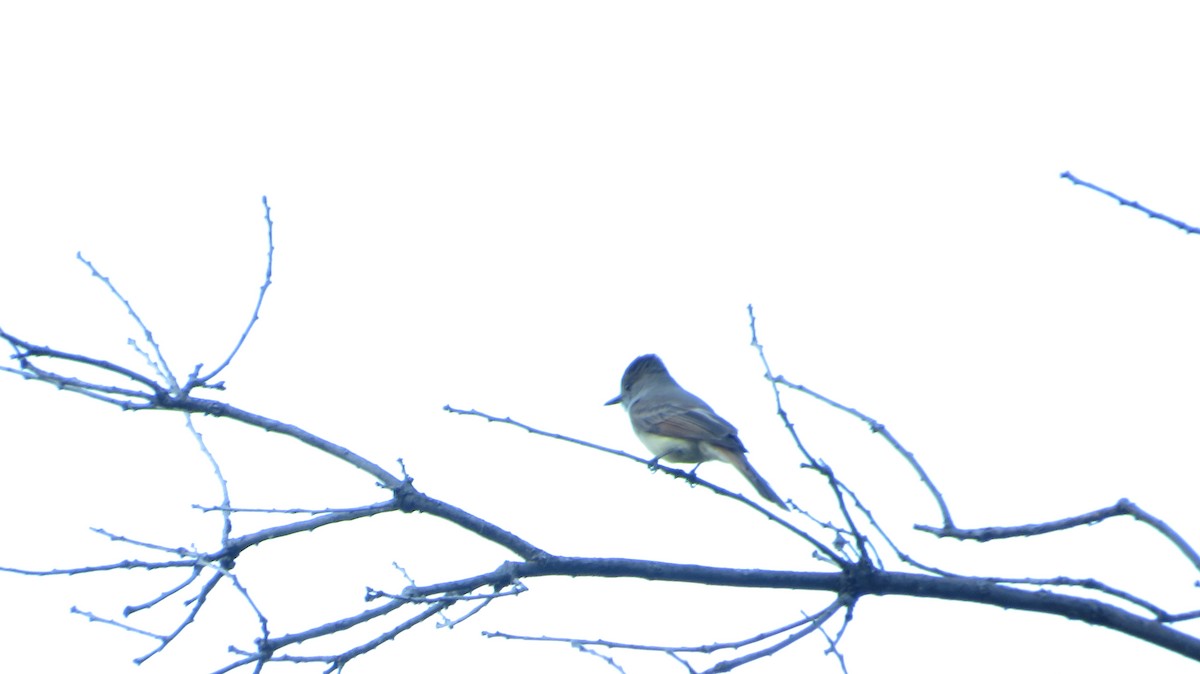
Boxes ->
[1,3,1198,673]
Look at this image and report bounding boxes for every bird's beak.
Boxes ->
[604,394,622,406]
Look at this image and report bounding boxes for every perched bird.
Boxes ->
[605,354,787,509]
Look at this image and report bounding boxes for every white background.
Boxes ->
[1,3,1198,673]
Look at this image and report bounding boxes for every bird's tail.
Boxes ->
[713,448,788,510]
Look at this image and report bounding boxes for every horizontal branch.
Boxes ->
[408,556,1200,661]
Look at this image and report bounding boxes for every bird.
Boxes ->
[605,354,787,509]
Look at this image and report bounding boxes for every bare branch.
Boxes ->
[72,606,165,640]
[0,326,164,395]
[573,643,629,674]
[699,608,836,674]
[485,597,844,654]
[192,196,276,389]
[444,405,847,567]
[125,567,204,615]
[747,306,874,564]
[0,559,195,575]
[183,412,234,543]
[747,306,955,531]
[916,498,1200,574]
[1061,171,1198,234]
[772,371,956,530]
[75,252,180,391]
[148,395,409,490]
[133,571,224,664]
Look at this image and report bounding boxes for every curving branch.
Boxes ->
[192,195,276,390]
[915,499,1200,577]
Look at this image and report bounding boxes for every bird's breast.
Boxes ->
[633,429,706,463]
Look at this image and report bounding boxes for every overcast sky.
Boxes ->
[1,3,1199,673]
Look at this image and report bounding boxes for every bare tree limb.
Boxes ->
[191,196,276,390]
[1061,171,1199,234]
[916,498,1200,575]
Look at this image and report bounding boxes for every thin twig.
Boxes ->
[485,598,844,654]
[76,252,179,392]
[0,327,164,393]
[916,499,1200,574]
[193,195,276,389]
[1061,171,1198,234]
[444,405,846,567]
[768,369,955,530]
[747,305,871,564]
[183,413,233,544]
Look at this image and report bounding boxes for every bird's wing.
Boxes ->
[629,399,746,453]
